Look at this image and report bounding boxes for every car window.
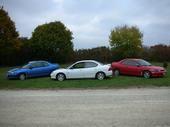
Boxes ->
[122,60,139,66]
[71,62,85,69]
[22,64,31,69]
[137,59,151,66]
[42,62,49,67]
[85,62,98,68]
[30,62,43,68]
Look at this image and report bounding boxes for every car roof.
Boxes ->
[120,58,143,63]
[74,60,101,64]
[123,58,142,61]
[29,60,49,63]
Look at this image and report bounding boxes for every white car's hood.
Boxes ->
[52,68,67,73]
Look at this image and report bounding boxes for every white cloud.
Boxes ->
[1,0,170,49]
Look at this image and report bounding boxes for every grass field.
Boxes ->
[0,63,169,89]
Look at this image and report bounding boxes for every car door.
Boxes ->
[67,62,85,79]
[83,62,98,78]
[124,60,141,75]
[120,60,130,74]
[40,62,52,76]
[29,62,45,77]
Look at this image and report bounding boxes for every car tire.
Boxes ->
[96,72,105,80]
[56,73,65,81]
[143,71,151,78]
[19,74,26,80]
[114,69,120,76]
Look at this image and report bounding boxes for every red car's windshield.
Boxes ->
[137,59,151,66]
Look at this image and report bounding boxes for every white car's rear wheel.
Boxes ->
[96,72,105,80]
[57,73,65,81]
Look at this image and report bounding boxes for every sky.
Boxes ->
[1,0,170,49]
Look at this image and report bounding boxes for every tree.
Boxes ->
[30,21,73,63]
[0,7,21,65]
[109,25,143,60]
[17,37,32,64]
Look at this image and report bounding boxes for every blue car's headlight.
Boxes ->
[8,71,16,75]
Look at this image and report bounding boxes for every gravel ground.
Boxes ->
[0,88,170,127]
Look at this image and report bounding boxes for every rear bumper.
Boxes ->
[105,71,113,77]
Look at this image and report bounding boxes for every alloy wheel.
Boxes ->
[57,74,65,81]
[19,74,26,80]
[114,69,120,76]
[143,71,151,78]
[96,72,105,80]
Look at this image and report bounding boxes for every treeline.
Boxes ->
[142,44,170,62]
[74,47,112,63]
[74,44,170,63]
[2,43,170,66]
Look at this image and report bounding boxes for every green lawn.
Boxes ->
[0,63,169,89]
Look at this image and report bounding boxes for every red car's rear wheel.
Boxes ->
[114,69,120,76]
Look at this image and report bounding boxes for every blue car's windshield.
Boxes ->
[22,64,30,69]
[137,59,151,66]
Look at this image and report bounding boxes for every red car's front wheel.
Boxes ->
[143,71,151,78]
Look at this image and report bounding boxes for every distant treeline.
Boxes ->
[74,44,170,63]
[7,43,169,66]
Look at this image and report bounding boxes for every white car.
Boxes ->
[50,60,112,81]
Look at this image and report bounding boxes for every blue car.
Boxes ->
[7,61,60,80]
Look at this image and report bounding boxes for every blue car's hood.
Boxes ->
[8,68,27,73]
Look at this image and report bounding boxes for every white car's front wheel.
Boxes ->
[56,73,65,81]
[96,72,105,80]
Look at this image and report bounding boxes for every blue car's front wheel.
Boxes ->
[19,74,26,80]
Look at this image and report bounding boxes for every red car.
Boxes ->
[111,59,166,78]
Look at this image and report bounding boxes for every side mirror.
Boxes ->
[137,65,141,67]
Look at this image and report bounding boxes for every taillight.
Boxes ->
[108,67,112,71]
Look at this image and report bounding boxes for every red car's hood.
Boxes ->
[144,66,165,70]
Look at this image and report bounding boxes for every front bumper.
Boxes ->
[7,73,18,79]
[151,71,166,77]
[50,73,56,79]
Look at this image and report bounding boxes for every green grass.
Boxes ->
[0,63,170,89]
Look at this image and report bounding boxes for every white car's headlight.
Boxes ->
[50,71,56,76]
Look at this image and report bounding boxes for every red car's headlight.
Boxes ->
[150,69,160,72]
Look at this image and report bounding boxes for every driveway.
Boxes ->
[0,88,170,127]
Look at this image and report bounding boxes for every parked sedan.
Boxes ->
[51,60,112,81]
[7,61,59,80]
[111,58,166,78]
